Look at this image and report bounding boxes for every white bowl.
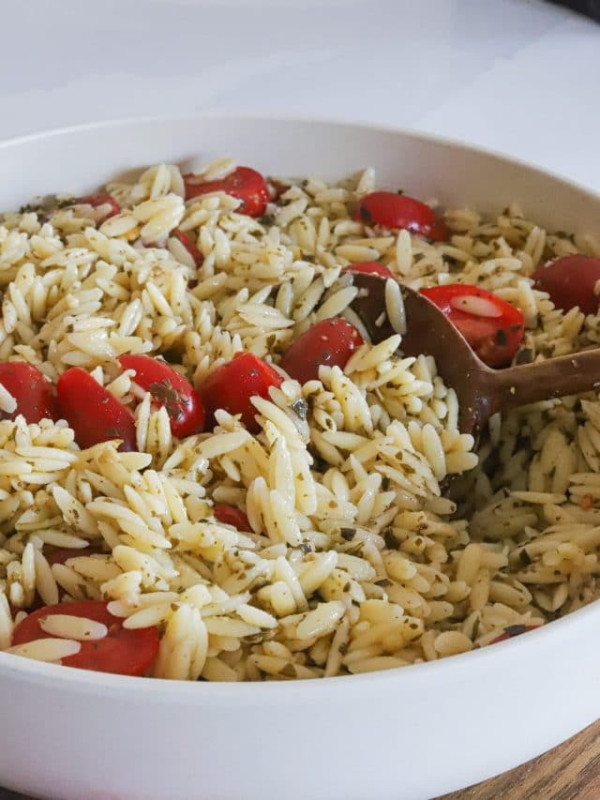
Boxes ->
[1,115,599,800]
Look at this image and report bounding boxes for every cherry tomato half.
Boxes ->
[57,368,137,451]
[344,261,395,279]
[0,362,59,424]
[197,352,283,432]
[532,255,600,316]
[171,228,203,267]
[213,503,251,531]
[279,318,364,385]
[119,355,205,439]
[12,600,159,676]
[420,284,525,367]
[77,193,121,221]
[356,192,449,242]
[489,624,538,645]
[183,166,270,218]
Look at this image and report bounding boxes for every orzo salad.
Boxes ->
[0,158,599,681]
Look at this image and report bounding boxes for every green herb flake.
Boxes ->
[504,624,527,638]
[519,549,532,566]
[384,530,397,550]
[358,204,372,225]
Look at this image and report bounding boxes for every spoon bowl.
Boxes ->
[351,272,600,436]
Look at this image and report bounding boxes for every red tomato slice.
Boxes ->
[56,368,137,451]
[420,284,525,367]
[77,193,121,220]
[119,355,205,438]
[197,352,283,432]
[344,262,395,279]
[183,166,269,217]
[0,362,58,424]
[532,255,600,316]
[11,600,159,676]
[489,624,538,645]
[356,191,449,241]
[171,228,203,267]
[213,503,251,531]
[279,318,364,385]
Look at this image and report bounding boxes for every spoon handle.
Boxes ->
[490,348,600,414]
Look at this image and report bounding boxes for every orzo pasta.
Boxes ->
[0,158,599,680]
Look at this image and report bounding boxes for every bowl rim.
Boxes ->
[0,599,597,702]
[0,111,599,700]
[0,110,598,202]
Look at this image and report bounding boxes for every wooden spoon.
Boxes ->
[350,272,600,436]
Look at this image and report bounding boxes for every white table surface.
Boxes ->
[2,0,599,191]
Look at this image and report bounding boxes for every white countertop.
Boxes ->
[2,0,599,188]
